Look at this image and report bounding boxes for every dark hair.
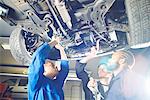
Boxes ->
[45,59,55,67]
[113,50,135,68]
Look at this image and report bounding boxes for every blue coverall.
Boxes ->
[28,43,69,100]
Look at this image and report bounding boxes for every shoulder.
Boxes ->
[60,60,69,65]
[33,43,48,55]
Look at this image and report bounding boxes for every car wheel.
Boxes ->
[125,0,150,48]
[9,28,32,65]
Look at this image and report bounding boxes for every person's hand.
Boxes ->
[80,46,98,63]
[88,77,97,88]
[88,46,98,57]
[51,35,61,43]
[91,46,97,54]
[48,36,61,47]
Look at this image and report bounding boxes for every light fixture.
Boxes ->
[1,44,10,50]
[109,31,118,41]
[131,42,150,49]
[0,6,9,16]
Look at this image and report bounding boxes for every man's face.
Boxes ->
[43,61,59,79]
[98,65,112,85]
[107,54,120,70]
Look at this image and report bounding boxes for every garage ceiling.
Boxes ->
[0,19,16,37]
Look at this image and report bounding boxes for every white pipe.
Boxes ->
[54,0,72,29]
[45,0,67,36]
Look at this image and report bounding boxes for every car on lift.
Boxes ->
[0,0,149,64]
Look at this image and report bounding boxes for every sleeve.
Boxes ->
[31,43,48,61]
[75,60,89,81]
[28,43,51,90]
[28,54,45,91]
[75,61,95,100]
[55,60,69,87]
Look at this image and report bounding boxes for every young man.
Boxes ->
[75,47,112,100]
[105,50,135,100]
[87,63,112,100]
[28,37,69,100]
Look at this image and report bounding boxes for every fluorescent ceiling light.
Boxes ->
[66,77,81,81]
[109,31,118,41]
[131,42,150,49]
[1,44,10,50]
[0,73,27,77]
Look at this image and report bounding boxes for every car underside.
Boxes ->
[0,0,150,64]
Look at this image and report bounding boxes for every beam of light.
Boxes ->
[145,76,150,98]
[131,42,150,49]
[1,44,10,50]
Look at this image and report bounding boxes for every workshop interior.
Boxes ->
[0,0,150,100]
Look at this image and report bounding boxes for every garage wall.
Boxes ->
[64,80,83,100]
[0,46,20,65]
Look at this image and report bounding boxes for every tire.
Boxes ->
[9,28,32,65]
[125,0,150,48]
